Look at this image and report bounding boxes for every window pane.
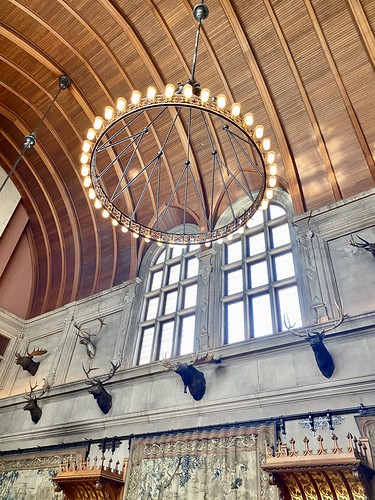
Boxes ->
[225,269,243,295]
[150,270,163,290]
[172,245,184,258]
[146,296,159,320]
[225,301,245,343]
[249,261,268,288]
[183,284,197,309]
[159,321,174,359]
[179,315,195,355]
[248,232,265,256]
[155,250,166,264]
[269,204,286,219]
[168,263,181,284]
[252,294,272,337]
[138,327,154,365]
[274,253,295,280]
[188,244,200,252]
[186,257,199,278]
[225,240,242,264]
[246,209,263,228]
[278,286,302,330]
[164,290,178,315]
[271,224,291,248]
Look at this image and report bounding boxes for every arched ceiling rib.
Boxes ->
[0,0,373,318]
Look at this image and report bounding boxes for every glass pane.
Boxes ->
[225,240,242,264]
[188,244,200,252]
[150,270,163,290]
[246,209,263,228]
[146,296,159,320]
[225,301,245,343]
[269,204,286,219]
[155,250,166,264]
[183,284,197,309]
[225,269,243,295]
[159,321,174,359]
[172,245,184,258]
[278,286,302,330]
[252,294,272,337]
[180,315,195,355]
[248,232,266,256]
[186,257,199,278]
[168,263,181,284]
[274,253,295,280]
[164,290,178,315]
[249,261,268,288]
[271,224,291,248]
[138,326,154,365]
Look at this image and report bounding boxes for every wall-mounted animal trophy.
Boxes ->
[285,305,346,379]
[158,349,222,401]
[23,379,50,424]
[349,235,375,259]
[15,347,48,375]
[82,358,121,414]
[74,317,106,359]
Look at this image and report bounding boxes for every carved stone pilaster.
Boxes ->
[195,250,216,350]
[52,306,76,385]
[114,279,141,362]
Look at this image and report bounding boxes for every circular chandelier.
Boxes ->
[80,2,278,246]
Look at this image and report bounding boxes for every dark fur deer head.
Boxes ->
[74,317,106,359]
[159,349,222,401]
[15,347,47,376]
[83,358,121,414]
[349,235,375,258]
[23,379,50,424]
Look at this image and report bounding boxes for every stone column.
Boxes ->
[195,249,216,350]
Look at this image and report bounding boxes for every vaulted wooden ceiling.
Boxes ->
[0,0,374,318]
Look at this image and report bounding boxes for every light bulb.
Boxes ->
[266,151,276,164]
[131,90,141,105]
[146,86,157,100]
[112,219,118,226]
[255,125,264,139]
[269,163,278,176]
[132,232,140,239]
[238,226,244,234]
[116,97,126,111]
[82,140,92,153]
[93,116,103,130]
[217,94,226,109]
[104,106,114,120]
[200,88,210,103]
[102,209,109,218]
[204,241,211,248]
[269,176,277,187]
[94,199,102,209]
[227,233,233,241]
[217,238,223,244]
[231,103,241,117]
[165,83,175,99]
[121,226,128,233]
[157,240,163,246]
[183,84,193,99]
[87,128,96,141]
[144,237,151,243]
[266,188,274,199]
[243,113,254,127]
[81,165,89,177]
[262,137,271,151]
[80,152,89,164]
[261,199,269,210]
[88,188,96,200]
[83,176,91,187]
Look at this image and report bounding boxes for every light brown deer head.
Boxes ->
[73,317,106,359]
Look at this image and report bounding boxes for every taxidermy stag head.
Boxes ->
[82,358,121,414]
[74,317,106,359]
[159,349,222,401]
[349,235,375,258]
[285,304,346,379]
[15,347,47,375]
[23,379,50,424]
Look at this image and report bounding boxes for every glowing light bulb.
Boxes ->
[217,94,226,109]
[157,240,163,246]
[269,176,277,187]
[231,103,241,117]
[131,90,141,105]
[93,116,103,130]
[227,233,233,241]
[83,176,91,187]
[217,238,223,244]
[244,113,254,127]
[269,163,278,176]
[104,106,114,120]
[102,209,109,218]
[121,226,128,233]
[82,140,92,153]
[116,97,126,111]
[266,151,276,164]
[146,86,157,100]
[81,165,89,177]
[94,199,102,209]
[183,84,193,99]
[112,219,118,226]
[266,188,274,199]
[262,137,271,151]
[204,241,211,248]
[261,199,269,210]
[200,88,210,103]
[255,125,264,139]
[88,188,96,200]
[165,84,175,99]
[132,232,140,239]
[238,226,245,234]
[87,128,96,141]
[80,152,89,164]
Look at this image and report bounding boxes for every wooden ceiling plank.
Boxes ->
[346,0,375,69]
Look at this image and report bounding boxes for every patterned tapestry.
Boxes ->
[125,423,277,499]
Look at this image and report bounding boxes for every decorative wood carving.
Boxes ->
[52,454,126,500]
[262,433,375,500]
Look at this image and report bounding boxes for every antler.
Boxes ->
[100,358,122,383]
[82,363,100,384]
[23,379,50,400]
[26,347,48,358]
[158,354,178,371]
[284,313,307,338]
[74,317,106,339]
[190,345,222,366]
[349,234,370,248]
[23,381,39,400]
[285,302,347,337]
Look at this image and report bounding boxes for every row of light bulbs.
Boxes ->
[80,84,278,244]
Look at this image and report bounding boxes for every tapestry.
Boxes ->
[125,423,277,499]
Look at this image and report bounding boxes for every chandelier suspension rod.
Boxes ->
[190,2,209,84]
[0,75,71,193]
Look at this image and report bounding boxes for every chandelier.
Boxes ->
[80,2,277,246]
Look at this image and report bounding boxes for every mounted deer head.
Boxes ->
[285,303,346,379]
[74,317,106,359]
[15,347,47,375]
[349,235,375,258]
[83,358,121,414]
[158,348,222,401]
[23,379,50,424]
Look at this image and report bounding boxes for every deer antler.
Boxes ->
[158,354,178,371]
[23,381,39,400]
[285,302,347,337]
[82,363,100,384]
[74,317,106,338]
[284,313,307,338]
[26,347,48,358]
[100,358,122,383]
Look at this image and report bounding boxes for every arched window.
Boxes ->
[136,243,200,365]
[220,200,302,344]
